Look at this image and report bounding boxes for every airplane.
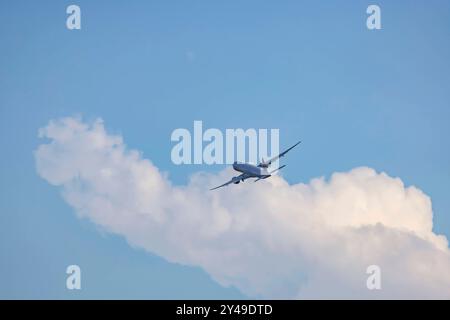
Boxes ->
[210,140,301,190]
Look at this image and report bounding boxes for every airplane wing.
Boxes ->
[210,173,247,191]
[254,165,286,182]
[258,140,301,167]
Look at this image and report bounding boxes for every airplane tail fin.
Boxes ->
[258,157,269,168]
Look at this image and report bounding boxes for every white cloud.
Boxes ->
[35,117,450,299]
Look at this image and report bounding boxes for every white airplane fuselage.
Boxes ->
[232,161,269,179]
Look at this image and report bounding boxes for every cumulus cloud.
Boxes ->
[35,117,450,299]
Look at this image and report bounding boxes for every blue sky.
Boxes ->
[1,0,449,298]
